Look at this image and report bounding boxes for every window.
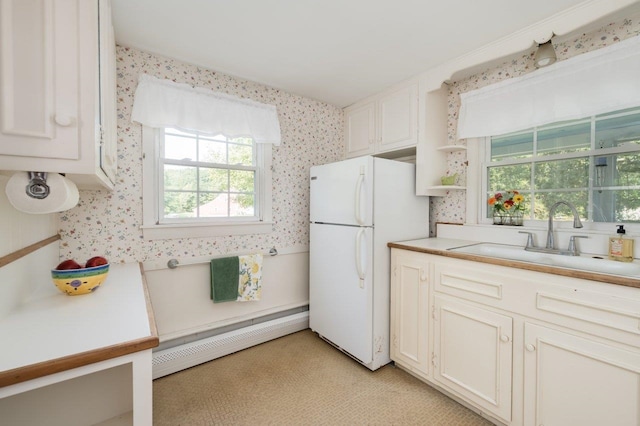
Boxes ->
[142,127,272,239]
[482,107,640,224]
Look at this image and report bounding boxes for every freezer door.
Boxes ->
[309,223,374,364]
[310,156,374,226]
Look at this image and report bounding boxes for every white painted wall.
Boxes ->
[144,250,309,341]
[0,175,58,320]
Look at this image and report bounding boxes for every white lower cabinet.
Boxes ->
[389,248,640,426]
[390,250,429,377]
[523,322,640,426]
[433,295,512,423]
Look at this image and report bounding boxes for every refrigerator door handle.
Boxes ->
[355,228,366,288]
[355,166,365,225]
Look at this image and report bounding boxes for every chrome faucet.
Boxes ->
[546,201,583,249]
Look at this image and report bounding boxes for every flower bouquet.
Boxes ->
[488,191,525,226]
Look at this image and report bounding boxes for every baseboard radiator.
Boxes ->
[152,311,309,379]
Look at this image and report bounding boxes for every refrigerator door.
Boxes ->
[309,223,374,363]
[310,156,374,227]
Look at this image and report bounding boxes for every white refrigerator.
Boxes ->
[309,156,429,370]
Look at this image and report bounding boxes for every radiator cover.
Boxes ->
[152,311,309,379]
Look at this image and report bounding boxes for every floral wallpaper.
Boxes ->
[59,46,344,263]
[430,14,640,234]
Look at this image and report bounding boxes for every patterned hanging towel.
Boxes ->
[237,254,263,301]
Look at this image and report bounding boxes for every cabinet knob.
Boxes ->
[525,343,536,352]
[500,335,510,343]
[54,114,76,127]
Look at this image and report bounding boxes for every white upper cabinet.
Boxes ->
[377,83,418,153]
[344,80,418,158]
[0,0,117,189]
[344,101,375,157]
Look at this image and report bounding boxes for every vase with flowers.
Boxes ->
[488,191,525,226]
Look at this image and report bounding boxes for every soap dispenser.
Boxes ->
[608,225,634,262]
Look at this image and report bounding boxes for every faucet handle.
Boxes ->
[519,231,536,249]
[568,235,588,256]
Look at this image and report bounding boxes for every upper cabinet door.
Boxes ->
[0,0,80,159]
[377,82,418,153]
[344,101,375,158]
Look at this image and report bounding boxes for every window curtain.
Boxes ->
[457,35,640,139]
[131,74,281,145]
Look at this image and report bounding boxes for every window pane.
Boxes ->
[197,193,228,218]
[614,152,640,186]
[488,164,531,192]
[534,191,588,221]
[534,158,588,190]
[232,194,255,217]
[231,136,253,145]
[164,165,197,191]
[229,143,253,166]
[229,170,255,192]
[490,132,533,161]
[593,189,640,222]
[199,139,227,164]
[164,191,196,218]
[537,122,590,156]
[160,128,261,222]
[595,112,640,149]
[200,167,228,192]
[165,134,196,161]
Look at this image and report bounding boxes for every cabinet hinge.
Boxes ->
[432,305,437,320]
[431,353,438,368]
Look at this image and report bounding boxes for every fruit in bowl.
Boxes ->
[85,256,108,268]
[52,258,110,296]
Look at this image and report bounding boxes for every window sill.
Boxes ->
[141,221,273,240]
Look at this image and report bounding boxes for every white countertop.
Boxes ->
[0,263,155,374]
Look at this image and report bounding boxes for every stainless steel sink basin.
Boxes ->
[448,243,640,278]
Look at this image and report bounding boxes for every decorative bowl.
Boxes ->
[51,264,110,296]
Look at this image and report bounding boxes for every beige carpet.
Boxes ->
[153,330,494,425]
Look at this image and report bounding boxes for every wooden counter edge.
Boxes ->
[139,262,159,339]
[0,335,159,388]
[388,242,640,289]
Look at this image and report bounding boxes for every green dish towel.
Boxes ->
[210,256,240,303]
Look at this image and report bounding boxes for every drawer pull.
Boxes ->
[525,343,536,352]
[500,335,510,343]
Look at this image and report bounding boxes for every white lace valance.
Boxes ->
[131,74,281,145]
[458,35,640,139]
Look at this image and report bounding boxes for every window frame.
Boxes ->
[470,110,640,233]
[141,126,272,240]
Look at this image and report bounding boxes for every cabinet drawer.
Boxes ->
[530,282,640,348]
[434,262,510,309]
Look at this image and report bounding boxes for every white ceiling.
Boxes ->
[111,0,609,107]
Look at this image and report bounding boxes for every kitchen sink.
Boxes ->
[448,242,640,278]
